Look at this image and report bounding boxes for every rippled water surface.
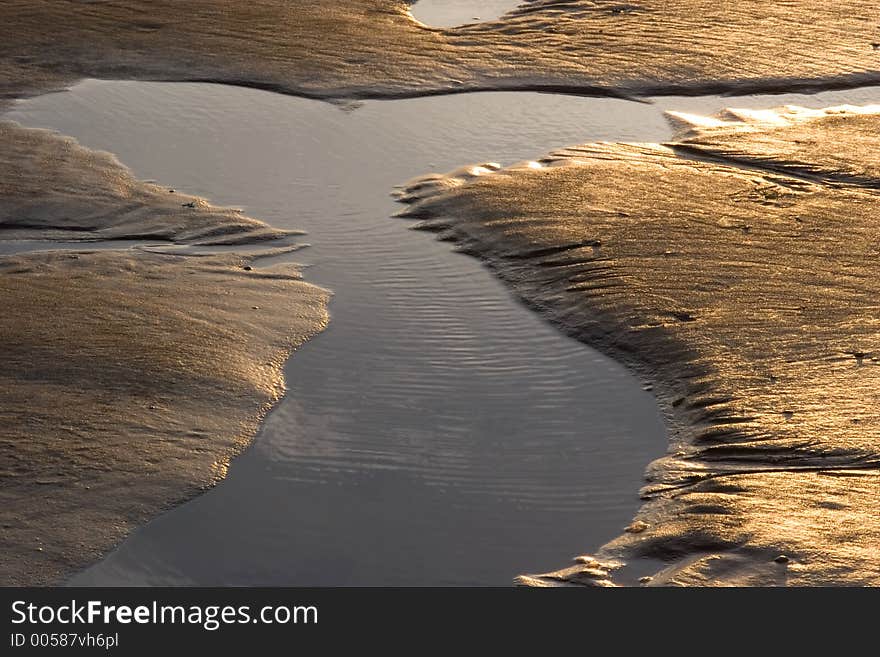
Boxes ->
[7,81,875,585]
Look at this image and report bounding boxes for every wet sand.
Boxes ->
[669,105,880,187]
[0,119,328,585]
[2,1,879,103]
[0,121,294,244]
[397,104,880,585]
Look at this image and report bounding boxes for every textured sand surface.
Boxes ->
[0,248,328,586]
[1,1,878,102]
[0,121,294,245]
[396,106,880,585]
[668,105,880,188]
[3,1,880,587]
[0,126,329,585]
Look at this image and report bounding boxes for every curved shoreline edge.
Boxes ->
[0,121,330,586]
[395,105,880,586]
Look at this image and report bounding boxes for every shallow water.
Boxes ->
[409,0,523,27]
[6,81,876,585]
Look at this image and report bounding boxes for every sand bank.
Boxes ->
[0,121,294,245]
[396,105,880,585]
[0,125,328,584]
[1,1,878,103]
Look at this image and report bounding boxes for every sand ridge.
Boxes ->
[396,105,880,585]
[1,1,879,103]
[0,124,329,585]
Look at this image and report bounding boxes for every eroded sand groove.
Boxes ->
[2,1,879,103]
[0,123,329,585]
[396,106,880,586]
